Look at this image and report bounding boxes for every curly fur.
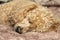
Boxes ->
[0,0,56,33]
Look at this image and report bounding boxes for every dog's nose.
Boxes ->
[15,26,23,34]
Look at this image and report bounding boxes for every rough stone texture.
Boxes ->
[0,25,25,40]
[32,0,60,6]
[0,24,60,40]
[22,32,60,40]
[0,0,10,2]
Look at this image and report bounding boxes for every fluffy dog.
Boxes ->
[0,0,56,34]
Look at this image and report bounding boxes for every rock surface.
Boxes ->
[0,19,60,40]
[32,0,60,6]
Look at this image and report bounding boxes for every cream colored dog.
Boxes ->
[0,0,56,33]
